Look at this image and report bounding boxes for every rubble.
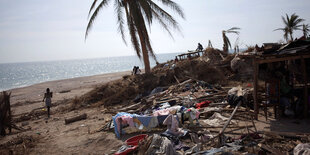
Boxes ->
[3,43,309,154]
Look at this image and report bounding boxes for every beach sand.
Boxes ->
[1,71,131,154]
[9,71,131,115]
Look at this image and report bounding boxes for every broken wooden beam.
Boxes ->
[65,113,87,125]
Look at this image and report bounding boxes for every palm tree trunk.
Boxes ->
[290,31,293,41]
[137,29,151,74]
[222,32,228,53]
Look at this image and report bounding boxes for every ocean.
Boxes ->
[0,53,179,91]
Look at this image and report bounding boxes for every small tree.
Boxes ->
[222,27,240,53]
[302,24,310,38]
[274,13,304,42]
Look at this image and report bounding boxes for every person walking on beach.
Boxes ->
[43,88,53,118]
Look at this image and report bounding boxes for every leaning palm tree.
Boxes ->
[302,24,310,38]
[85,0,185,74]
[274,13,304,42]
[222,27,240,53]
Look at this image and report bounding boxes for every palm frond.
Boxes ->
[226,30,240,34]
[85,0,110,40]
[88,0,98,18]
[114,0,127,45]
[138,0,153,27]
[227,27,240,31]
[224,35,231,48]
[151,9,174,39]
[149,1,180,32]
[156,0,185,19]
[281,15,288,26]
[125,4,141,58]
[274,28,285,31]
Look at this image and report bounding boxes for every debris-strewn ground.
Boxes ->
[1,48,309,154]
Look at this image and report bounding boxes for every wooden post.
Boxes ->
[253,58,259,119]
[301,58,308,118]
[218,100,242,147]
[219,100,242,135]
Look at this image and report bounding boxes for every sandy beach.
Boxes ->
[0,71,134,154]
[9,70,131,115]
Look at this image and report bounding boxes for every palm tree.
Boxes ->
[274,27,289,42]
[274,13,304,42]
[85,0,185,74]
[222,27,240,53]
[302,24,310,38]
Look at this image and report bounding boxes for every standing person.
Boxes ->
[197,43,203,52]
[175,56,178,62]
[43,88,53,118]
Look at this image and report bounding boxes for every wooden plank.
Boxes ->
[219,101,242,135]
[263,131,310,139]
[257,54,310,64]
[301,58,309,118]
[258,144,285,154]
[174,75,180,84]
[253,59,259,119]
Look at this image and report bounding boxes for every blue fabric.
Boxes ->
[157,115,169,124]
[136,116,153,127]
[113,112,139,138]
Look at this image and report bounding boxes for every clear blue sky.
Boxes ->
[0,0,310,63]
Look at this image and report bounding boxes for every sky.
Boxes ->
[0,0,310,63]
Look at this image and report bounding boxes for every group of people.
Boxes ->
[132,66,141,75]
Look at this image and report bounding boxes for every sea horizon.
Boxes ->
[0,52,180,91]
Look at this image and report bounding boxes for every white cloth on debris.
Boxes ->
[163,114,184,136]
[294,143,310,155]
[204,112,236,126]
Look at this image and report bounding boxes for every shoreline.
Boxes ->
[8,70,132,115]
[1,70,133,92]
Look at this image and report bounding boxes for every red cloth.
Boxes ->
[196,100,211,109]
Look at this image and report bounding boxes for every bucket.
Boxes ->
[125,134,148,146]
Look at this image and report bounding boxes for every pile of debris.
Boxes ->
[76,52,231,109]
[0,91,12,136]
[0,135,38,154]
[55,47,309,154]
[100,80,309,154]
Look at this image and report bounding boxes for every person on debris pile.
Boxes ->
[174,56,178,62]
[136,66,141,75]
[132,66,137,75]
[196,43,203,52]
[42,88,53,118]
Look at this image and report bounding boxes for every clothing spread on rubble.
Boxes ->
[163,114,185,137]
[113,112,169,138]
[182,108,200,126]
